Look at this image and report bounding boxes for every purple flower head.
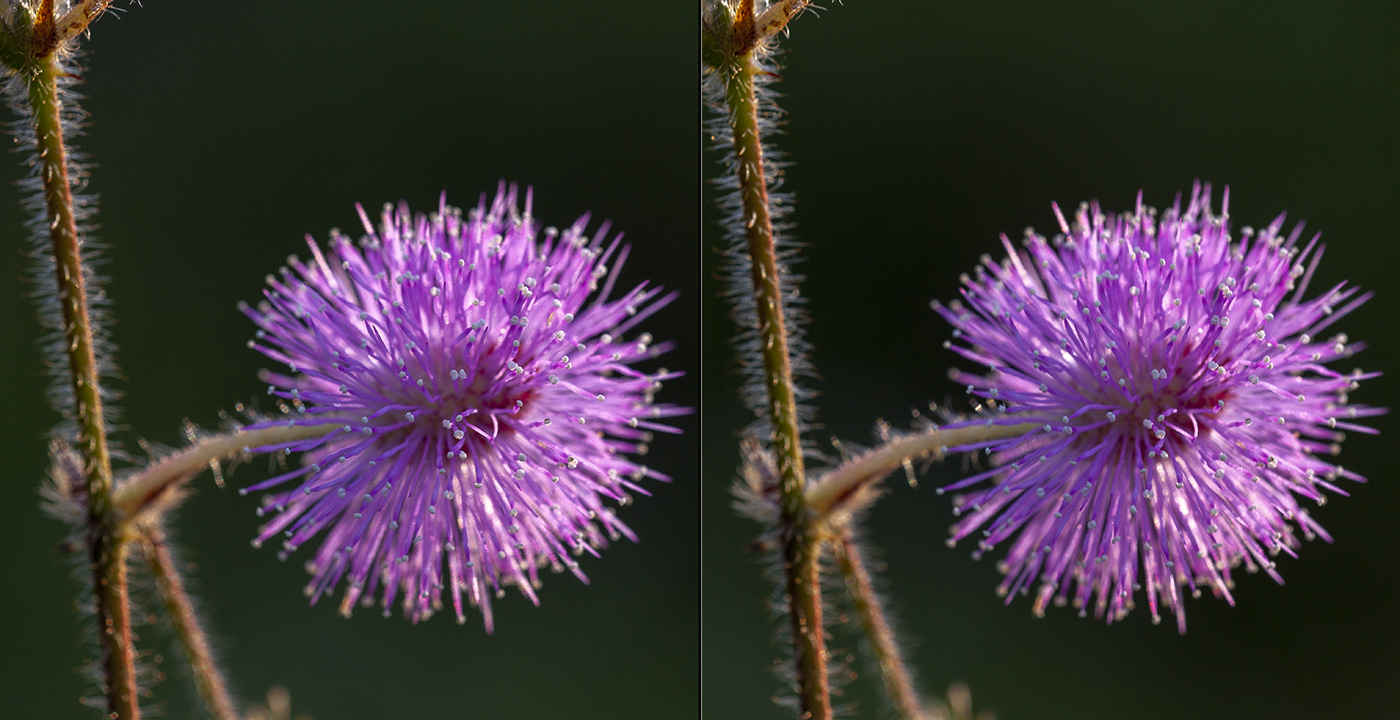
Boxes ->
[934,184,1381,632]
[239,184,685,631]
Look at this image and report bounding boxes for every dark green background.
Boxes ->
[0,3,696,719]
[704,2,1400,720]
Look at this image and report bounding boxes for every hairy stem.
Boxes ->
[54,1,114,46]
[728,59,829,720]
[807,421,1041,520]
[788,536,829,719]
[28,49,138,720]
[709,3,828,715]
[113,421,345,522]
[834,531,928,720]
[140,525,239,720]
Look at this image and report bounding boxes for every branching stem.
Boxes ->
[113,421,345,522]
[807,421,1041,520]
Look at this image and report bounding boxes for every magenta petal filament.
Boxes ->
[935,183,1381,632]
[240,184,686,631]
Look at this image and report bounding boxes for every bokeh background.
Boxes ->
[704,2,1400,719]
[0,3,696,719]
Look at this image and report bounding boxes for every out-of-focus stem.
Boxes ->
[140,525,239,720]
[708,2,829,715]
[785,530,829,720]
[834,531,928,720]
[27,47,138,720]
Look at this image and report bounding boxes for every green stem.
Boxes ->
[786,534,829,720]
[27,51,139,720]
[834,531,928,720]
[710,4,829,714]
[141,525,239,720]
[806,421,1041,520]
[113,421,344,522]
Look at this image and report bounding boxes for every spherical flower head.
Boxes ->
[933,184,1381,632]
[239,184,685,631]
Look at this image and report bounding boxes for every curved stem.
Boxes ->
[833,530,928,720]
[140,525,239,720]
[27,49,138,720]
[806,421,1041,520]
[113,421,344,521]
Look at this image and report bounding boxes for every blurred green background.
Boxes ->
[0,3,696,719]
[704,2,1400,719]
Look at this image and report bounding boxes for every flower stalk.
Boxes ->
[833,531,927,720]
[806,421,1040,521]
[22,36,137,720]
[705,2,828,716]
[113,421,344,522]
[722,50,829,720]
[139,524,239,720]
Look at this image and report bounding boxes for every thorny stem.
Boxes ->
[707,2,828,716]
[806,421,1041,521]
[27,46,138,720]
[833,531,928,720]
[113,421,345,522]
[139,525,239,720]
